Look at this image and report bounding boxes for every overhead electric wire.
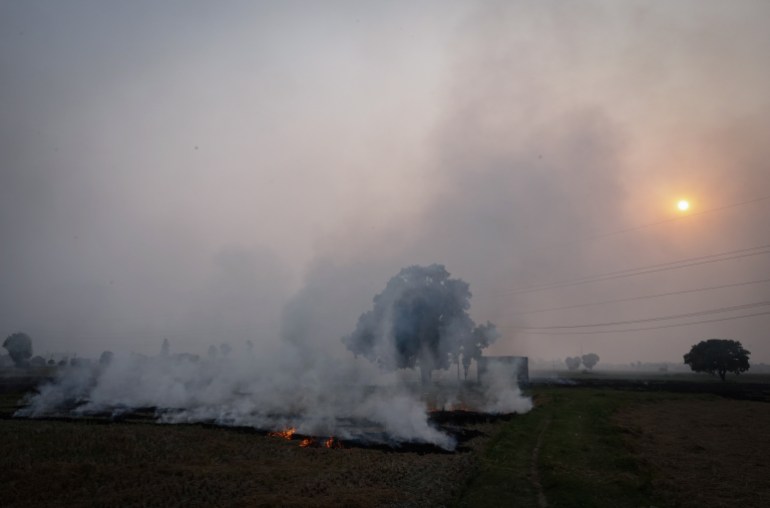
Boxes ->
[511,277,770,315]
[508,243,770,293]
[473,195,770,338]
[506,311,770,335]
[495,243,770,296]
[507,193,770,259]
[516,300,770,330]
[475,193,770,300]
[577,193,770,243]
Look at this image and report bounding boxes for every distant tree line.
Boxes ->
[564,353,600,371]
[0,332,250,371]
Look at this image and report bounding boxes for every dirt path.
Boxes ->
[530,415,551,508]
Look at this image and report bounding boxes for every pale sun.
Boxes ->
[677,199,690,211]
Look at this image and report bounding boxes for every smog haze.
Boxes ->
[2,0,769,365]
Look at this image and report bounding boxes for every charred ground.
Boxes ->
[2,373,770,507]
[0,386,495,508]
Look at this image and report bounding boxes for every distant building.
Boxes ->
[477,355,529,386]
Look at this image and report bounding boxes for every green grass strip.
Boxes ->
[454,387,685,508]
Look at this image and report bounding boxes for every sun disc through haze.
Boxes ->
[2,1,770,365]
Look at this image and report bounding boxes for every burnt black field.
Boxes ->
[2,371,769,507]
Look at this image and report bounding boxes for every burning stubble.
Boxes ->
[16,298,531,450]
[16,350,529,450]
[16,265,531,450]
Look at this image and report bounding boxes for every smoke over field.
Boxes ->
[17,265,531,450]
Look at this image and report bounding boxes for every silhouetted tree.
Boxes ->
[565,356,581,371]
[219,343,232,357]
[581,353,600,370]
[684,339,750,381]
[343,264,492,384]
[3,332,33,367]
[99,351,114,366]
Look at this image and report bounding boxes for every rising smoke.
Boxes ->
[3,1,770,371]
[17,265,531,450]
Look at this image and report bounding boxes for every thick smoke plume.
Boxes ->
[479,360,533,415]
[17,265,531,450]
[18,348,457,450]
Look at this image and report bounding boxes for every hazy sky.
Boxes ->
[2,1,769,364]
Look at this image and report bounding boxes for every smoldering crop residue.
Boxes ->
[17,351,521,450]
[16,265,532,450]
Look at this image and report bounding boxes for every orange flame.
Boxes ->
[324,437,344,448]
[299,438,314,447]
[268,427,296,440]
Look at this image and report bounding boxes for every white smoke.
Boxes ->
[17,264,532,451]
[17,344,535,450]
[479,360,533,414]
[16,345,463,449]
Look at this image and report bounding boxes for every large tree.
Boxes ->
[565,356,581,371]
[581,353,600,370]
[684,339,750,381]
[342,264,495,383]
[3,332,33,367]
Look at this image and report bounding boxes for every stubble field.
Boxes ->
[2,374,769,507]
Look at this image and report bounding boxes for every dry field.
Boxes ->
[616,398,770,508]
[3,378,770,507]
[0,414,503,508]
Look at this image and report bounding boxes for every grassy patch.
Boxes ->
[536,389,656,508]
[453,394,545,508]
[455,388,714,508]
[3,383,759,507]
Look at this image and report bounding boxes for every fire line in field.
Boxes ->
[268,428,344,449]
[268,427,296,440]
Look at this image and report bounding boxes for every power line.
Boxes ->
[494,243,770,296]
[509,244,770,293]
[474,193,770,301]
[505,193,770,259]
[506,310,770,335]
[510,277,770,315]
[517,300,770,330]
[577,194,770,243]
